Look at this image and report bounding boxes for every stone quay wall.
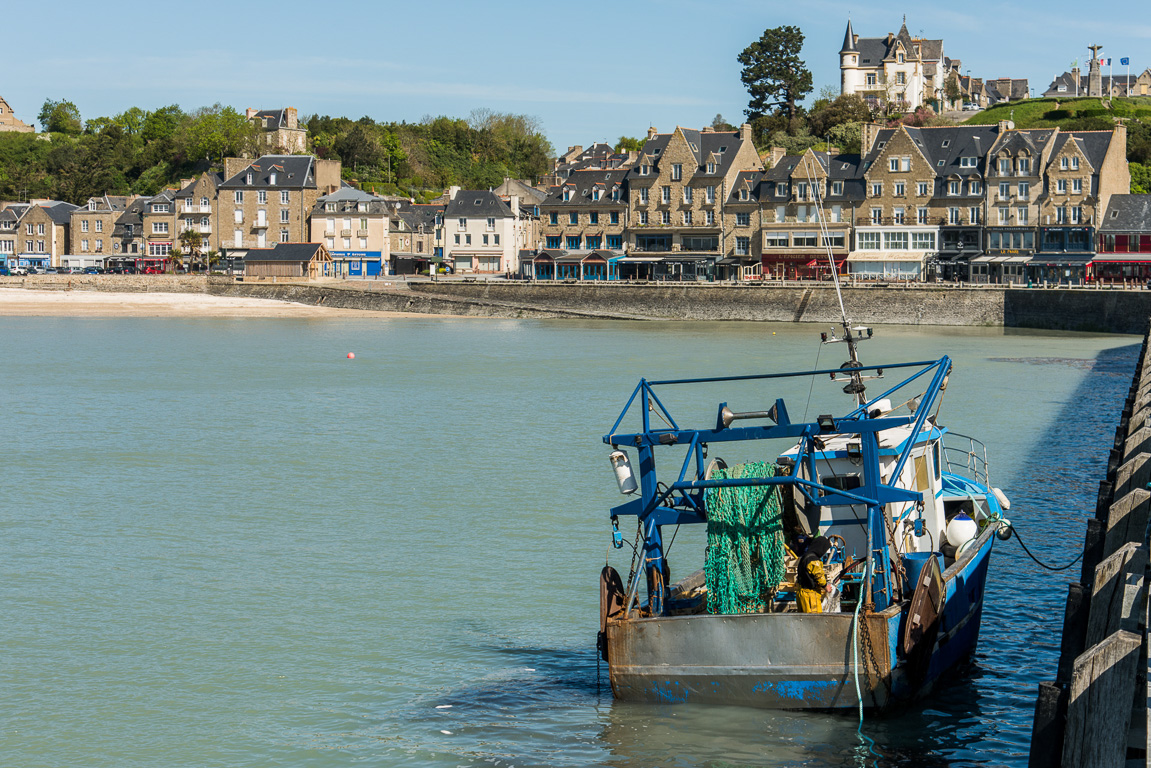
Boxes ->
[5,276,1151,333]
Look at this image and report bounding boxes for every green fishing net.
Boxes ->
[704,461,786,614]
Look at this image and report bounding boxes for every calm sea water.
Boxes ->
[0,316,1138,768]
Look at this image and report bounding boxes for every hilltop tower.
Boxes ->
[839,20,861,95]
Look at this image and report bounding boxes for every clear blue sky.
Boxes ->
[8,0,1150,154]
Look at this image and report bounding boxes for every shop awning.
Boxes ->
[970,255,1031,264]
[1091,257,1151,264]
[620,255,665,263]
[1029,253,1094,266]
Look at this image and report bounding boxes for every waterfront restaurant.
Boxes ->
[1026,225,1095,285]
[1093,195,1151,284]
[528,249,622,280]
[845,229,932,281]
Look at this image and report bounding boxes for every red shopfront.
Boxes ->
[1094,233,1151,283]
[761,253,847,280]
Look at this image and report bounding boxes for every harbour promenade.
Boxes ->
[4,275,1151,333]
[1027,319,1151,768]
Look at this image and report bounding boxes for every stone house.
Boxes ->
[70,195,132,260]
[852,125,952,280]
[624,124,763,280]
[758,148,862,280]
[840,19,946,112]
[246,108,308,154]
[0,200,77,267]
[217,155,341,254]
[173,174,220,261]
[111,197,151,260]
[543,143,636,186]
[443,188,527,274]
[716,170,764,280]
[391,203,445,260]
[535,168,628,279]
[0,95,33,133]
[141,191,178,263]
[309,187,392,277]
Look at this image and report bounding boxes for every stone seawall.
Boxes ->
[0,275,208,293]
[408,282,1005,325]
[6,276,1151,333]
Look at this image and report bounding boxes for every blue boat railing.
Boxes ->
[942,432,989,486]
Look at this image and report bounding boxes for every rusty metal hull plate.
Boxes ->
[607,611,896,709]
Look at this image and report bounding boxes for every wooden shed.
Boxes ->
[243,243,333,280]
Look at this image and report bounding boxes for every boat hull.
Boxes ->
[606,528,996,710]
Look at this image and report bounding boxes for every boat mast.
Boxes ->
[803,153,866,406]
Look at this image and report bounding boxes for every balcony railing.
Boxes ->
[856,216,947,226]
[182,204,212,214]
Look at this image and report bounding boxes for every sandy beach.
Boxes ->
[0,288,424,318]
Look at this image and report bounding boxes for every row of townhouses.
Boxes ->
[0,120,1141,285]
[529,120,1136,285]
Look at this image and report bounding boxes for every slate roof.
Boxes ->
[396,203,444,233]
[42,201,79,226]
[254,109,291,129]
[726,171,763,203]
[219,155,316,189]
[627,128,747,181]
[757,153,865,203]
[174,174,222,199]
[1101,195,1151,232]
[1051,131,1113,173]
[985,78,1029,102]
[545,169,628,207]
[243,243,328,262]
[840,20,856,53]
[114,197,151,236]
[311,187,390,214]
[851,22,942,66]
[444,190,514,218]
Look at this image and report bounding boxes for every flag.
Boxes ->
[1101,57,1111,66]
[1122,57,1130,66]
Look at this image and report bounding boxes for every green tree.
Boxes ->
[710,114,735,131]
[614,136,643,152]
[178,228,204,270]
[808,94,872,137]
[826,121,863,154]
[38,99,83,134]
[737,25,813,127]
[335,124,382,171]
[1132,162,1151,194]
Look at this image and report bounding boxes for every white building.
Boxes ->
[443,188,529,274]
[840,19,947,113]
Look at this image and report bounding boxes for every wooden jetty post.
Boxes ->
[1028,320,1151,768]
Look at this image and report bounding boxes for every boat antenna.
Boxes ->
[802,153,868,405]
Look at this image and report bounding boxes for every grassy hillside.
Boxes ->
[963,97,1151,129]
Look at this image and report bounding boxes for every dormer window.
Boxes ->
[739,189,750,201]
[898,52,905,63]
[325,203,336,212]
[611,188,620,201]
[592,188,601,201]
[640,165,650,176]
[269,172,277,185]
[88,200,97,211]
[246,172,253,185]
[707,162,716,173]
[563,188,572,201]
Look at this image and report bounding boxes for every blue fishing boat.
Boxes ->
[597,158,1012,710]
[598,338,1014,709]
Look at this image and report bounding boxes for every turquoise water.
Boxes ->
[0,317,1138,767]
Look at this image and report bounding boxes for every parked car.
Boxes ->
[143,266,163,274]
[44,268,59,274]
[0,267,10,276]
[82,267,101,275]
[962,102,980,111]
[26,266,42,275]
[10,266,27,276]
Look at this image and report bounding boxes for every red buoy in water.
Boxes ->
[347,352,355,359]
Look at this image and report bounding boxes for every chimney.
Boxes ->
[769,146,786,167]
[315,159,341,193]
[886,32,893,45]
[286,107,298,129]
[245,108,258,120]
[997,120,1015,133]
[740,122,753,143]
[861,122,882,155]
[448,185,461,201]
[509,194,520,216]
[224,157,250,180]
[647,126,658,140]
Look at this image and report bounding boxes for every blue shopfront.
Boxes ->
[530,249,622,281]
[8,254,51,269]
[332,251,384,277]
